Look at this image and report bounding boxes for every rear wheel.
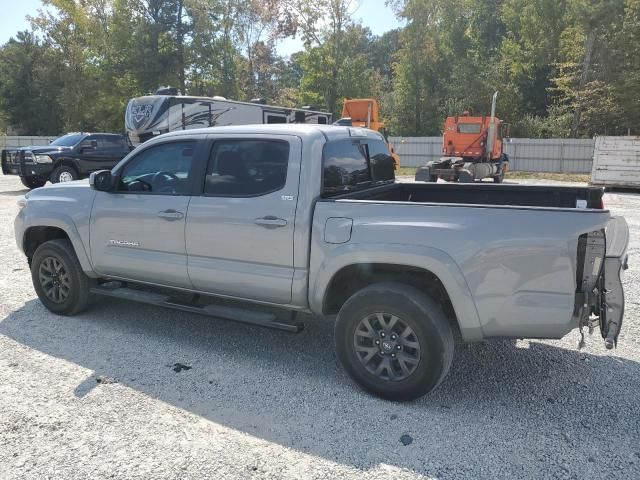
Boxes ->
[493,170,505,183]
[335,282,454,401]
[50,165,78,184]
[20,176,46,189]
[31,239,93,315]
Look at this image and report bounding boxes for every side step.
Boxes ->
[90,285,304,333]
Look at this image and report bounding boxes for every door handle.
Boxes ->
[157,209,184,220]
[254,216,287,228]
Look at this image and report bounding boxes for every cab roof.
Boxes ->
[155,123,385,143]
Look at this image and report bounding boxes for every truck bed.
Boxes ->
[331,182,604,209]
[312,182,613,342]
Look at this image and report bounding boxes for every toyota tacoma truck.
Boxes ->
[2,132,133,189]
[14,124,629,401]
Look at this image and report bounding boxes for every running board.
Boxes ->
[90,286,304,333]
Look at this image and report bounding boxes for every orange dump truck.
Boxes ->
[335,99,400,169]
[416,92,509,183]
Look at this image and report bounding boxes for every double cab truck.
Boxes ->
[14,124,629,400]
[2,132,133,189]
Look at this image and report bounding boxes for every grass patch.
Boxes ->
[397,167,418,177]
[505,171,590,183]
[396,166,589,183]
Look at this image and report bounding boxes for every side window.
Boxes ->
[98,136,127,151]
[367,139,395,182]
[266,114,287,124]
[117,141,195,195]
[322,139,371,196]
[78,136,96,149]
[204,140,289,196]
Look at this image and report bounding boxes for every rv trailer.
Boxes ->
[125,92,332,144]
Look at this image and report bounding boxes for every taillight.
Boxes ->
[600,198,605,209]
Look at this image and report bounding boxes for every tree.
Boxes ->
[0,31,63,134]
[615,0,640,133]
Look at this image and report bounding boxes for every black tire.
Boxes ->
[415,166,437,182]
[20,176,46,189]
[50,165,78,184]
[335,282,454,401]
[493,171,505,183]
[458,170,474,183]
[31,239,93,315]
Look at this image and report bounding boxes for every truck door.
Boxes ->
[74,135,106,174]
[100,135,131,164]
[90,139,202,288]
[185,135,300,304]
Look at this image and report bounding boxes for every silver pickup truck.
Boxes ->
[14,124,629,400]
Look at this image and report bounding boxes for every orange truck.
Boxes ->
[415,92,509,183]
[335,98,401,169]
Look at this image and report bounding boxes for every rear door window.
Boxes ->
[204,140,289,196]
[98,136,127,151]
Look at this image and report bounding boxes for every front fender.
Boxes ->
[309,243,484,342]
[16,209,95,276]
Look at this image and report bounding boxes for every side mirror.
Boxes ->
[90,170,114,192]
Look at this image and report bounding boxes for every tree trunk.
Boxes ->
[570,27,595,138]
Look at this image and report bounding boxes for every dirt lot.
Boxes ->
[1,174,639,479]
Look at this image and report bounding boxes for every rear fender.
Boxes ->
[310,243,484,341]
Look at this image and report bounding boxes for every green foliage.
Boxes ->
[0,31,63,135]
[0,0,637,137]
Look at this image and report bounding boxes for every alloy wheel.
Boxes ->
[38,256,71,303]
[353,312,421,382]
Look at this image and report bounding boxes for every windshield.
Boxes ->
[50,134,86,147]
[457,123,482,134]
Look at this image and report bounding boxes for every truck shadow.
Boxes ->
[2,298,639,477]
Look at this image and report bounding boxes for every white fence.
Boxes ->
[389,137,595,173]
[0,136,58,149]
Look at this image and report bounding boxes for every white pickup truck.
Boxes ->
[14,124,629,400]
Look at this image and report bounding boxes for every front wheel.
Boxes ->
[335,282,454,401]
[31,239,93,315]
[20,176,46,189]
[493,170,505,183]
[50,165,78,184]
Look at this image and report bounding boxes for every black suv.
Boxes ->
[1,133,134,189]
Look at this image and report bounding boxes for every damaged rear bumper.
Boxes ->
[574,216,629,349]
[601,217,629,348]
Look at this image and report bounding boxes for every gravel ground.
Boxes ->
[0,174,639,480]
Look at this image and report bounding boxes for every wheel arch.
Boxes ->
[21,220,95,276]
[54,157,80,172]
[312,244,484,342]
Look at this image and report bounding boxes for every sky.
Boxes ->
[0,0,402,56]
